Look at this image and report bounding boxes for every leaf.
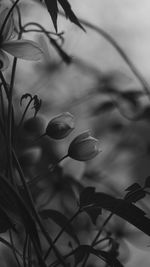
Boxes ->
[84,206,102,225]
[144,176,150,188]
[58,0,85,31]
[79,187,96,208]
[90,247,123,267]
[44,0,85,32]
[3,39,44,61]
[93,192,150,237]
[44,0,58,32]
[124,190,146,203]
[0,175,41,252]
[39,209,80,244]
[124,183,146,203]
[73,246,123,267]
[125,183,141,192]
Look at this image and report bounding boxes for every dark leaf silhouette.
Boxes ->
[39,209,80,244]
[125,183,141,192]
[58,0,85,31]
[44,0,85,32]
[124,183,145,203]
[124,190,145,203]
[74,245,123,267]
[144,176,150,188]
[93,192,150,236]
[44,0,58,32]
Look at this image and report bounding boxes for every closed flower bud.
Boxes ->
[46,112,74,139]
[68,131,100,161]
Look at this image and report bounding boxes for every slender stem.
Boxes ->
[9,229,22,267]
[0,0,20,36]
[60,11,150,100]
[12,149,68,267]
[23,232,28,267]
[22,22,71,63]
[7,57,18,183]
[18,98,33,128]
[0,236,23,260]
[44,209,80,260]
[28,154,68,187]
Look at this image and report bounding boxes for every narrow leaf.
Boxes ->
[124,189,146,203]
[93,192,150,237]
[44,0,58,32]
[58,0,85,31]
[39,209,79,244]
[125,183,141,192]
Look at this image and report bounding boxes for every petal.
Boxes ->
[0,8,14,41]
[0,50,10,70]
[2,40,44,61]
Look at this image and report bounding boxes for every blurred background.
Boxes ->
[2,0,150,266]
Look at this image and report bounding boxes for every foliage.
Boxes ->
[0,1,150,267]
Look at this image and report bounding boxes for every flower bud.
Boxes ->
[46,112,74,139]
[68,131,100,161]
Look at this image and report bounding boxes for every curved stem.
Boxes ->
[44,209,80,260]
[60,11,150,100]
[28,154,68,187]
[18,98,33,129]
[9,229,22,267]
[12,149,67,267]
[0,0,20,36]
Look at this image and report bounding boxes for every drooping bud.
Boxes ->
[46,112,74,139]
[68,131,100,161]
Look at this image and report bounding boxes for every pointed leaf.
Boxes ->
[39,209,79,244]
[44,0,58,32]
[125,183,141,192]
[124,189,146,203]
[93,192,150,237]
[58,0,85,31]
[3,39,44,61]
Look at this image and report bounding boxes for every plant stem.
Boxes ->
[9,229,22,267]
[18,98,33,129]
[12,149,68,267]
[0,0,20,36]
[60,12,150,100]
[44,209,81,260]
